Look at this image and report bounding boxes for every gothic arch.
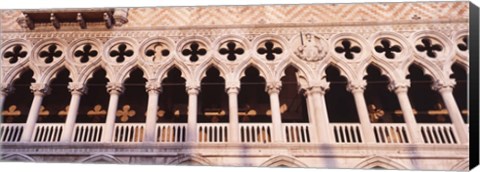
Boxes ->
[194,59,229,84]
[155,60,191,85]
[1,154,35,162]
[167,154,213,166]
[259,155,308,168]
[322,61,355,82]
[77,154,123,164]
[354,156,409,169]
[117,64,149,83]
[450,158,469,171]
[275,58,313,85]
[78,63,108,85]
[362,61,396,83]
[404,59,444,82]
[235,60,273,83]
[2,64,34,86]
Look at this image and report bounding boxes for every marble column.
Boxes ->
[145,82,161,142]
[433,81,468,144]
[186,86,200,142]
[307,83,331,143]
[60,83,86,142]
[266,82,283,143]
[227,86,240,142]
[389,81,422,143]
[102,82,124,142]
[21,83,50,142]
[347,81,376,143]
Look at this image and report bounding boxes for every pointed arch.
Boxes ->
[117,64,149,84]
[1,153,35,162]
[404,58,446,81]
[450,158,469,171]
[354,156,409,169]
[36,64,72,85]
[322,60,355,82]
[194,59,229,83]
[155,61,191,84]
[235,59,273,83]
[259,155,308,168]
[364,60,398,83]
[167,154,213,166]
[275,59,313,86]
[2,65,36,85]
[79,65,109,85]
[77,154,123,164]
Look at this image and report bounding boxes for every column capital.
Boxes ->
[106,82,124,95]
[30,83,50,96]
[68,82,87,95]
[0,83,14,96]
[305,80,330,96]
[145,81,162,94]
[388,80,410,94]
[266,82,282,94]
[432,79,455,93]
[346,80,367,93]
[226,86,240,94]
[186,85,200,95]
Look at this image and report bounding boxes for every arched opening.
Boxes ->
[325,65,359,122]
[39,68,72,123]
[363,65,402,123]
[116,68,147,123]
[450,63,468,123]
[198,67,228,123]
[279,65,309,123]
[238,66,270,123]
[77,68,109,123]
[2,69,35,123]
[407,64,450,123]
[158,67,188,123]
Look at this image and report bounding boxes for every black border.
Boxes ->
[469,1,479,170]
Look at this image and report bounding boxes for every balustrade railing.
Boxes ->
[372,123,409,144]
[0,124,24,142]
[239,123,272,143]
[329,123,363,143]
[419,124,458,144]
[72,124,104,143]
[32,123,64,142]
[282,123,311,143]
[156,123,187,143]
[197,123,228,143]
[113,123,145,143]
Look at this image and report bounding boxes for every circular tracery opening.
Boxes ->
[415,38,443,58]
[257,40,283,61]
[145,42,170,62]
[109,43,134,63]
[3,44,28,64]
[374,39,402,59]
[219,41,244,61]
[182,42,207,62]
[39,44,63,64]
[74,43,98,63]
[334,39,361,60]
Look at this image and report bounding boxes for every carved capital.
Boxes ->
[432,79,455,93]
[146,81,162,94]
[266,82,282,94]
[0,84,14,96]
[30,83,50,96]
[346,80,367,93]
[388,80,411,94]
[186,86,200,95]
[106,82,124,95]
[68,82,87,95]
[226,86,240,94]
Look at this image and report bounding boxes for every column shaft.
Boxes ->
[60,93,82,142]
[102,83,123,142]
[227,88,239,142]
[439,88,468,144]
[268,90,283,143]
[311,90,331,143]
[394,89,422,143]
[187,87,199,142]
[348,83,376,143]
[145,90,160,142]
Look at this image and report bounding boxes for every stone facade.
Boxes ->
[0,2,470,171]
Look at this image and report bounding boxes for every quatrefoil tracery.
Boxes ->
[74,44,98,63]
[457,36,468,51]
[257,41,282,61]
[109,43,134,63]
[39,44,63,64]
[3,45,28,64]
[374,39,402,59]
[219,41,244,61]
[335,39,361,60]
[145,43,170,62]
[415,38,443,58]
[182,42,207,62]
